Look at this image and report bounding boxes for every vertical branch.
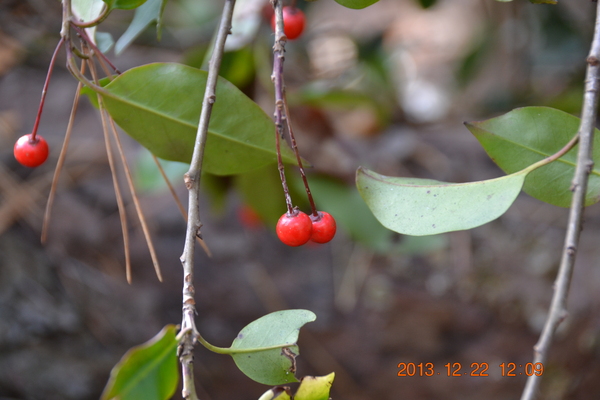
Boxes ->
[520,3,600,400]
[178,1,236,399]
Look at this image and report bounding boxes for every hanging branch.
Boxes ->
[178,1,236,399]
[520,3,600,400]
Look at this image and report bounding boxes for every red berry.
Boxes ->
[271,6,306,40]
[310,211,336,244]
[276,210,312,246]
[14,134,49,168]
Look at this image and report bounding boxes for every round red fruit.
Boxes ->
[310,211,336,244]
[276,210,312,246]
[14,134,49,168]
[271,6,306,40]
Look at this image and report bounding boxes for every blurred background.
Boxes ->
[1,0,600,399]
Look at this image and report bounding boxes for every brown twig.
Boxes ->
[519,3,600,400]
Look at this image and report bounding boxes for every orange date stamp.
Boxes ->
[397,362,544,377]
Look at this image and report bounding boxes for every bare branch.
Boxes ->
[520,3,600,400]
[178,1,236,399]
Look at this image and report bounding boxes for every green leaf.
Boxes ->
[295,373,335,400]
[334,0,380,9]
[103,0,148,11]
[356,167,527,236]
[115,0,168,55]
[95,31,115,53]
[465,106,600,207]
[230,310,316,385]
[97,63,296,175]
[100,325,179,400]
[71,0,105,23]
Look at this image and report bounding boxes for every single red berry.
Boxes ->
[310,211,336,244]
[271,6,306,40]
[276,210,312,246]
[14,134,49,168]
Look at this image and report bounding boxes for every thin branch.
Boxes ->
[271,0,294,215]
[178,1,236,399]
[520,3,600,400]
[150,154,212,257]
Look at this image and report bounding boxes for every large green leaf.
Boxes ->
[334,0,380,9]
[230,310,316,385]
[101,325,179,400]
[97,63,296,175]
[356,167,527,236]
[466,106,600,207]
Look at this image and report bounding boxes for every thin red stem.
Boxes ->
[71,24,121,74]
[283,99,318,217]
[31,37,65,141]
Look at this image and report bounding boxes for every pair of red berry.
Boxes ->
[276,210,336,246]
[14,134,49,168]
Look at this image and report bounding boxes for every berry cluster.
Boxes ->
[269,3,336,247]
[276,210,336,247]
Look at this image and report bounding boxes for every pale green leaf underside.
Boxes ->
[99,63,296,175]
[356,167,526,236]
[230,310,316,385]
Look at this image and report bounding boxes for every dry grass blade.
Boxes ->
[42,63,85,244]
[85,53,133,283]
[108,117,163,282]
[97,100,132,283]
[151,154,212,258]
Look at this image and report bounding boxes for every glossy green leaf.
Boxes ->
[115,0,168,55]
[356,167,527,236]
[466,106,600,207]
[230,310,316,385]
[295,373,335,400]
[101,325,179,400]
[97,63,296,175]
[334,0,380,9]
[103,0,148,11]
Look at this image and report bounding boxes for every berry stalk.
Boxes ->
[271,0,294,215]
[30,37,65,141]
